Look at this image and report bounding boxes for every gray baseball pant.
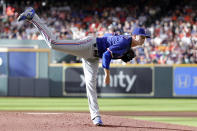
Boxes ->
[31,14,100,120]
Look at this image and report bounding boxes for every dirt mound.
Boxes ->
[0,112,196,131]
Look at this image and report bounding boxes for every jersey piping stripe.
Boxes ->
[32,20,56,44]
[54,43,80,45]
[32,20,80,45]
[107,48,114,58]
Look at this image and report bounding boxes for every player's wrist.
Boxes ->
[104,68,110,75]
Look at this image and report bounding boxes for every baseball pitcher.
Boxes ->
[17,7,150,126]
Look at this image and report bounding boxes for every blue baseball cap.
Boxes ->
[132,27,150,38]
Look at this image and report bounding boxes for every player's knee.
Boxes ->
[50,44,56,49]
[86,78,97,84]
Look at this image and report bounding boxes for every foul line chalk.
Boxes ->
[25,112,64,115]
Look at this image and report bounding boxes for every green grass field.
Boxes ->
[129,117,197,127]
[0,97,197,127]
[1,97,197,111]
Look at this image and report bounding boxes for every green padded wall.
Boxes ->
[0,76,8,96]
[38,52,49,78]
[49,66,63,97]
[154,66,173,97]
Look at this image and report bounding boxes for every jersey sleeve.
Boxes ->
[102,50,112,69]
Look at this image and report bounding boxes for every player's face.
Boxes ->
[135,35,146,45]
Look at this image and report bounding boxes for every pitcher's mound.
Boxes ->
[0,112,196,131]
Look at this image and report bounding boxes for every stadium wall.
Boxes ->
[0,40,51,96]
[154,66,173,98]
[48,64,174,98]
[0,40,197,98]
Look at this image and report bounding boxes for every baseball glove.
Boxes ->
[121,49,136,63]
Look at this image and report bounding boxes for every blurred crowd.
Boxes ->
[0,0,197,64]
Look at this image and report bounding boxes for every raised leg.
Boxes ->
[18,7,96,59]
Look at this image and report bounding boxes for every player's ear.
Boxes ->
[133,35,136,39]
[131,38,139,47]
